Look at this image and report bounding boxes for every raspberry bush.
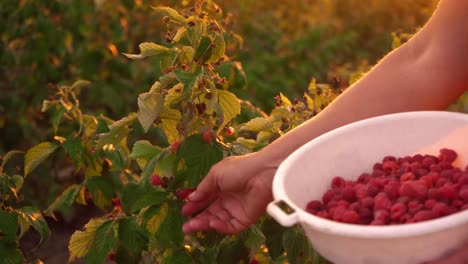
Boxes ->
[0,1,339,263]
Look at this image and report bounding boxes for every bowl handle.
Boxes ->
[267,200,298,226]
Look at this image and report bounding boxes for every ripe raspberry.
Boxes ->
[108,252,116,261]
[382,160,398,171]
[399,181,427,200]
[400,172,416,183]
[202,130,212,143]
[322,189,335,205]
[459,186,468,201]
[226,126,235,136]
[360,197,374,208]
[341,186,356,202]
[374,209,390,223]
[390,202,407,221]
[374,193,392,211]
[383,181,400,199]
[414,210,435,222]
[315,210,330,219]
[342,210,360,224]
[306,200,323,213]
[331,176,346,189]
[408,200,423,215]
[424,199,437,209]
[439,148,457,163]
[150,174,162,186]
[175,188,196,200]
[111,197,121,208]
[170,141,180,152]
[437,184,457,200]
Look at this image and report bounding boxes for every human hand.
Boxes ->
[424,240,468,264]
[181,152,276,234]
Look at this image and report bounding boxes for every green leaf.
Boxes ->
[0,211,18,242]
[24,142,58,176]
[1,150,23,172]
[142,203,169,234]
[279,92,292,106]
[96,126,131,150]
[118,217,148,255]
[0,241,24,264]
[244,225,266,253]
[207,33,225,63]
[174,68,202,96]
[161,248,192,264]
[71,79,91,90]
[151,6,186,24]
[137,91,165,132]
[44,184,80,218]
[85,220,118,264]
[216,237,249,264]
[262,217,285,260]
[173,27,187,42]
[123,42,171,59]
[52,107,66,134]
[16,207,50,245]
[62,137,86,166]
[177,46,195,65]
[153,200,185,247]
[82,114,98,138]
[217,90,241,124]
[109,113,137,130]
[121,183,167,214]
[87,177,114,209]
[176,134,223,185]
[282,226,313,263]
[194,36,212,62]
[129,140,161,160]
[69,218,107,262]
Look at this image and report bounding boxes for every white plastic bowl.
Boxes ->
[267,111,468,264]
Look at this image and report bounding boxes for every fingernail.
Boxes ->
[188,191,198,200]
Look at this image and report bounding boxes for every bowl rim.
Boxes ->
[273,110,468,238]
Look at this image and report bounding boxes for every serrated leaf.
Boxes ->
[176,134,223,185]
[151,6,186,24]
[121,183,167,214]
[82,115,98,138]
[24,142,58,176]
[16,206,50,245]
[173,27,187,42]
[44,184,80,218]
[207,33,225,63]
[69,218,107,262]
[0,242,24,264]
[129,140,161,161]
[0,211,18,242]
[282,226,313,263]
[76,185,87,206]
[71,80,91,90]
[87,177,114,209]
[123,42,171,60]
[52,107,66,134]
[85,220,118,264]
[217,90,241,123]
[143,203,169,234]
[161,248,192,264]
[240,117,273,132]
[244,225,266,251]
[96,126,131,150]
[118,217,148,255]
[62,137,86,166]
[158,108,182,143]
[177,46,194,65]
[235,137,258,149]
[1,150,23,171]
[109,113,137,130]
[174,68,202,96]
[137,92,165,132]
[262,217,285,260]
[257,131,274,143]
[10,175,23,191]
[153,200,184,247]
[194,36,212,62]
[279,92,292,106]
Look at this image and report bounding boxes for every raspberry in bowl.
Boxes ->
[267,111,468,264]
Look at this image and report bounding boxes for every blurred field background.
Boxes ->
[2,0,467,154]
[4,1,468,262]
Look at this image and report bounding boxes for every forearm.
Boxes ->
[258,37,466,170]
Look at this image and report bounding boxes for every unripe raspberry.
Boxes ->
[111,197,121,208]
[108,252,116,261]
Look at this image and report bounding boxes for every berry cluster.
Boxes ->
[306,148,468,225]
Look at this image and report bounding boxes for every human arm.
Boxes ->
[182,0,468,235]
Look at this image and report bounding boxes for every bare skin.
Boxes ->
[182,0,468,262]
